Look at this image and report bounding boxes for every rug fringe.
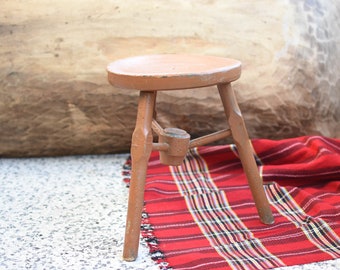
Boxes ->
[121,156,172,269]
[141,208,172,269]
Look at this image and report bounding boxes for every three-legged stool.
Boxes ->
[107,54,274,261]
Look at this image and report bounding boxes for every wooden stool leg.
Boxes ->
[123,91,156,261]
[218,83,274,225]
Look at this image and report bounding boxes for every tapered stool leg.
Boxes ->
[123,91,156,261]
[218,83,274,225]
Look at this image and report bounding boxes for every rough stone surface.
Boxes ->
[0,0,339,157]
[1,154,339,269]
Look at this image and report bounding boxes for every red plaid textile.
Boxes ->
[123,136,340,269]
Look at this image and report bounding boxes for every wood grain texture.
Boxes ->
[0,0,339,156]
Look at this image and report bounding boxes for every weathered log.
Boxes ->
[0,0,339,157]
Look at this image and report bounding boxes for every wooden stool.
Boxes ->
[107,54,274,261]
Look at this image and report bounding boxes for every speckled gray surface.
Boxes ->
[0,154,339,269]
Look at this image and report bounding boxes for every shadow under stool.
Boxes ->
[107,54,274,261]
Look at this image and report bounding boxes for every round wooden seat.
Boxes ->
[107,54,274,261]
[107,54,241,90]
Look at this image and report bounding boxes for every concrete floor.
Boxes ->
[0,154,339,269]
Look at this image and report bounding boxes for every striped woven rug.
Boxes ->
[123,136,340,269]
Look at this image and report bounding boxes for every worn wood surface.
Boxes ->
[1,0,339,156]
